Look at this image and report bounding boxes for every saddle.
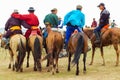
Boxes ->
[30,30,38,36]
[101,24,109,34]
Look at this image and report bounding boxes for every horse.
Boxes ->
[83,27,120,66]
[42,25,63,75]
[67,31,88,75]
[1,34,26,72]
[26,29,43,71]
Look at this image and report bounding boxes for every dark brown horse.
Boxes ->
[42,26,63,75]
[84,27,120,66]
[27,30,43,71]
[67,32,88,75]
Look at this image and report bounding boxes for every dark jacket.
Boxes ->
[5,16,31,31]
[99,8,110,26]
[44,13,58,28]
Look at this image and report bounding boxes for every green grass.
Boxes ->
[0,46,120,80]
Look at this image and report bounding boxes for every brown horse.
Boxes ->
[42,26,63,75]
[67,31,88,75]
[1,34,26,72]
[27,30,43,71]
[84,27,120,66]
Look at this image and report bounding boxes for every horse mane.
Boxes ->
[83,28,94,39]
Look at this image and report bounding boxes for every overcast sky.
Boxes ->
[0,0,120,28]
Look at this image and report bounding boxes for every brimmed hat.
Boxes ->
[97,3,105,7]
[76,5,82,9]
[28,7,35,11]
[51,8,57,11]
[13,9,19,13]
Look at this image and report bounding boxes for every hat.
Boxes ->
[28,7,35,11]
[97,3,105,7]
[76,5,82,9]
[51,8,57,11]
[13,9,18,13]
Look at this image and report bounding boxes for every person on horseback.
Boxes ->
[43,8,58,39]
[12,7,42,39]
[64,5,85,48]
[3,9,30,48]
[44,8,58,28]
[94,3,110,44]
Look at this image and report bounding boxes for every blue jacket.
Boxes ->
[64,10,85,28]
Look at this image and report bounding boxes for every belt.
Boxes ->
[31,26,38,29]
[67,22,78,28]
[10,26,21,30]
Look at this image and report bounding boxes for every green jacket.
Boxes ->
[44,13,58,28]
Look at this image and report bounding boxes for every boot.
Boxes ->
[94,31,100,44]
[3,38,9,49]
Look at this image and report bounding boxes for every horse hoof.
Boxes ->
[67,67,71,72]
[56,70,59,73]
[102,64,105,66]
[26,65,29,68]
[83,71,86,74]
[34,68,37,71]
[38,68,42,72]
[115,64,118,66]
[16,69,19,72]
[89,63,93,65]
[47,70,50,72]
[76,72,79,76]
[52,72,55,75]
[8,64,11,69]
[20,69,23,72]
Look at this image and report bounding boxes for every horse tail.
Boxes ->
[17,38,26,71]
[72,34,84,65]
[34,37,41,63]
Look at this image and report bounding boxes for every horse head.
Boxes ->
[83,28,94,40]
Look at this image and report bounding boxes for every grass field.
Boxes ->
[0,46,120,80]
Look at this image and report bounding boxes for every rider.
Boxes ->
[64,5,85,47]
[44,8,58,28]
[94,3,110,43]
[3,9,30,48]
[43,8,58,38]
[12,7,42,39]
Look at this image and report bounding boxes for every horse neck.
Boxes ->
[46,26,53,34]
[83,28,94,39]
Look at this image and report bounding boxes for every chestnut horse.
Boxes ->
[1,34,26,72]
[42,26,63,75]
[27,30,43,71]
[84,27,120,66]
[67,32,88,75]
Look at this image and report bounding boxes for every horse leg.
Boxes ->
[83,53,87,74]
[26,50,30,68]
[68,52,71,71]
[90,46,95,65]
[113,44,119,66]
[76,61,79,75]
[8,50,13,69]
[100,47,105,66]
[55,53,59,73]
[52,58,56,75]
[32,52,37,71]
[13,51,19,72]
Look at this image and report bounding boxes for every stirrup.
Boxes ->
[94,40,100,44]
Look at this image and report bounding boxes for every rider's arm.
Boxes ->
[21,20,31,29]
[5,18,10,31]
[11,13,29,21]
